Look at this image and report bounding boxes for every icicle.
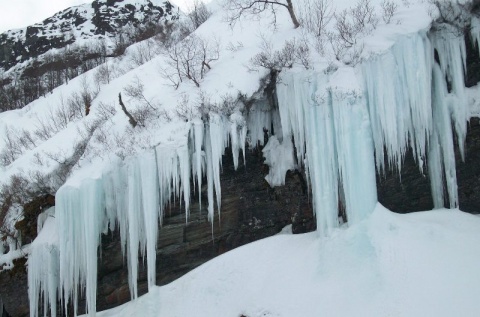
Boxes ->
[209,114,226,218]
[306,85,340,234]
[230,111,247,170]
[329,68,377,225]
[193,120,204,209]
[471,17,480,57]
[240,124,247,166]
[362,32,433,173]
[125,158,145,300]
[230,120,240,170]
[429,63,458,208]
[28,207,59,317]
[276,74,309,164]
[177,145,192,221]
[139,151,160,290]
[276,70,377,234]
[246,100,274,147]
[57,178,105,316]
[430,29,468,160]
[204,127,215,223]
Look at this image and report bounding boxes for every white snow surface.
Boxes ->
[0,0,480,315]
[87,204,480,317]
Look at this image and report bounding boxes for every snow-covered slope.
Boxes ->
[0,0,178,71]
[90,204,480,317]
[2,0,480,316]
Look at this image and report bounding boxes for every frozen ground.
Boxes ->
[89,204,480,317]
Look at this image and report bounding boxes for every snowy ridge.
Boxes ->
[90,204,480,317]
[0,0,178,72]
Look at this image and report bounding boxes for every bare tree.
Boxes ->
[188,0,212,29]
[381,0,398,24]
[159,34,220,88]
[224,0,300,28]
[118,93,138,128]
[298,0,333,37]
[250,37,310,72]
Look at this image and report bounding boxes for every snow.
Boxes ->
[86,204,480,317]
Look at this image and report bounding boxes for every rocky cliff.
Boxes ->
[0,0,177,72]
[2,5,480,317]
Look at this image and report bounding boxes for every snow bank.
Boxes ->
[88,204,480,317]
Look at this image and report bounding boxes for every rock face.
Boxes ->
[0,144,314,316]
[376,32,480,215]
[93,144,314,312]
[0,0,177,71]
[378,117,480,214]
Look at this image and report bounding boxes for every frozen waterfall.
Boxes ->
[28,25,478,316]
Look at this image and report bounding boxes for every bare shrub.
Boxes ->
[129,39,161,67]
[334,0,378,47]
[381,0,398,24]
[0,128,28,166]
[226,41,244,52]
[159,34,220,88]
[176,93,197,121]
[96,101,117,122]
[123,76,158,110]
[223,0,300,28]
[176,90,245,122]
[298,0,333,37]
[131,103,161,127]
[250,37,310,72]
[188,0,212,29]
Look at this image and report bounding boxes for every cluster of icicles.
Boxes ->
[28,26,478,316]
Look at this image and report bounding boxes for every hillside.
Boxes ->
[1,0,480,316]
[0,0,178,71]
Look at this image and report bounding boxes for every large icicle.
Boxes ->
[429,63,459,208]
[193,120,204,209]
[208,114,228,219]
[276,70,377,234]
[430,29,468,161]
[57,178,105,316]
[362,32,433,173]
[28,207,59,317]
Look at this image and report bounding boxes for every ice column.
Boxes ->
[276,70,377,234]
[362,32,433,173]
[57,178,105,316]
[28,207,59,317]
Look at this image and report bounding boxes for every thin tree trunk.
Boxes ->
[118,93,138,128]
[286,0,300,28]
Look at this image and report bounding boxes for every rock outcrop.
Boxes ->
[0,0,177,71]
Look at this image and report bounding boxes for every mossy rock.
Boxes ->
[14,194,55,243]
